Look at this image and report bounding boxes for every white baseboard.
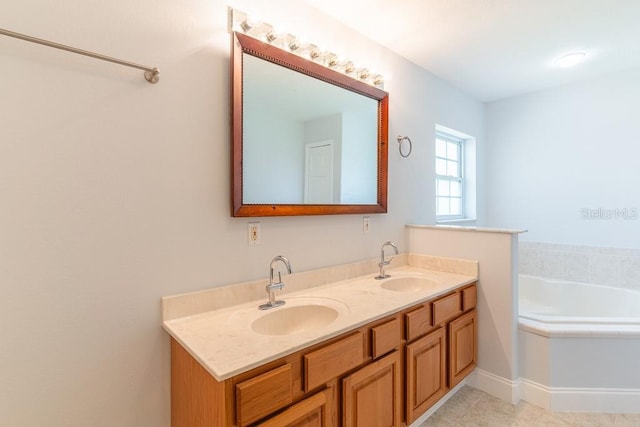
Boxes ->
[469,370,640,413]
[410,370,640,426]
[466,368,520,404]
[520,378,640,413]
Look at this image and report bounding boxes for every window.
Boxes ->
[435,132,464,219]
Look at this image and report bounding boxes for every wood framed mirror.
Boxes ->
[231,32,389,217]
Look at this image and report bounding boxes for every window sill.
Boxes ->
[436,218,477,225]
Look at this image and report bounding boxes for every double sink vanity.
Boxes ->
[163,255,478,426]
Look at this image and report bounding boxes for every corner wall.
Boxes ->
[407,225,522,403]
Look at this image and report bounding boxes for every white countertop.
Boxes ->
[163,265,477,381]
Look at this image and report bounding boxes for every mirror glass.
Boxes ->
[232,32,388,216]
[243,54,378,205]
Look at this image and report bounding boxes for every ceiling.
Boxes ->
[305,0,640,102]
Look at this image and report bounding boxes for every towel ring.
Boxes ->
[397,135,412,158]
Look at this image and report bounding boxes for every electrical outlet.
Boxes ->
[363,217,371,233]
[248,222,260,245]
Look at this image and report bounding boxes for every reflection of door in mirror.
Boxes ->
[304,141,334,204]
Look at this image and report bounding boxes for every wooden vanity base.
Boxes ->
[171,283,477,426]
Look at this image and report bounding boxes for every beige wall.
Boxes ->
[0,0,485,425]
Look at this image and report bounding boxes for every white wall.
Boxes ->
[244,112,304,203]
[486,69,640,248]
[0,0,485,425]
[341,109,378,204]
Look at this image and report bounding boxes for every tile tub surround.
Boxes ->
[162,256,478,381]
[519,241,640,290]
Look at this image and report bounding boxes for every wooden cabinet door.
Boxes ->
[257,382,337,427]
[405,327,447,424]
[342,350,402,427]
[449,309,477,388]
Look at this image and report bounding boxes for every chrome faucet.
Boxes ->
[375,241,398,280]
[259,255,292,310]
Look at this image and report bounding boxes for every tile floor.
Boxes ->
[419,386,640,427]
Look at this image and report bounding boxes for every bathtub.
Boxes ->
[518,275,640,413]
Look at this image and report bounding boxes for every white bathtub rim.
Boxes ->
[519,274,640,334]
[519,317,640,338]
[519,275,640,316]
[520,274,640,293]
[520,312,640,325]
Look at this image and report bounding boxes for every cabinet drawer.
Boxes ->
[236,364,293,426]
[462,285,477,311]
[371,317,401,358]
[304,331,365,392]
[432,292,462,325]
[405,304,432,341]
[257,383,336,427]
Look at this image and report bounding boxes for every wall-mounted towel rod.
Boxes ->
[0,27,159,84]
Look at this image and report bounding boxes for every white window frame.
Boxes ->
[435,132,464,220]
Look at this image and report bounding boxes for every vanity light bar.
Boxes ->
[230,8,385,88]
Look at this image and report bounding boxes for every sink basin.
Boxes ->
[380,277,438,292]
[251,303,340,336]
